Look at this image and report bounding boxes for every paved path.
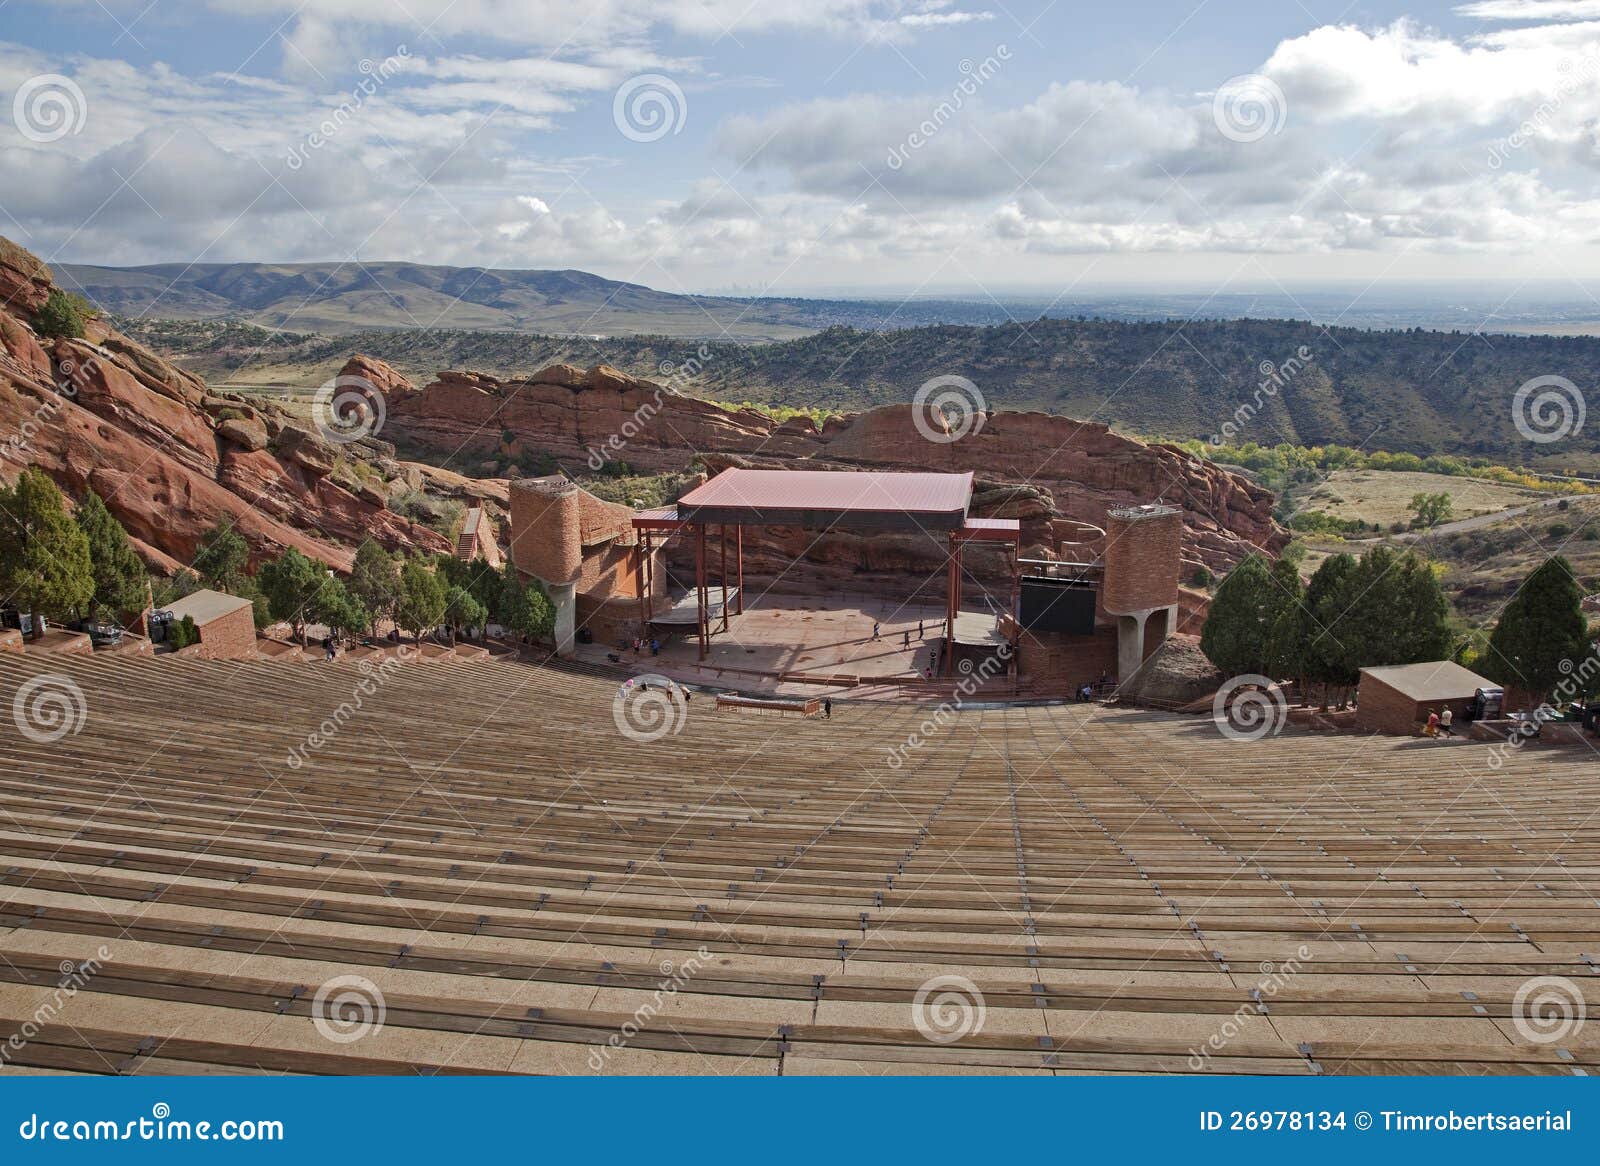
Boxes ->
[1348,495,1568,543]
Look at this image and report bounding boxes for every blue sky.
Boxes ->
[4,0,1600,297]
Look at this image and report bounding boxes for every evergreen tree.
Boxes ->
[313,577,368,643]
[1262,555,1305,680]
[348,541,401,633]
[467,556,502,624]
[443,586,488,645]
[0,469,95,637]
[395,557,447,643]
[257,548,329,645]
[153,569,200,609]
[167,614,200,650]
[1345,545,1452,668]
[505,581,556,643]
[75,488,147,620]
[1301,553,1361,704]
[192,522,250,593]
[1200,553,1277,676]
[1482,556,1592,706]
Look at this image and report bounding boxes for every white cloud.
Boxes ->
[9,9,1600,287]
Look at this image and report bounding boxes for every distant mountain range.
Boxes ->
[52,260,1034,340]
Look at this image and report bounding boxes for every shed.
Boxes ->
[162,589,257,658]
[1355,660,1495,735]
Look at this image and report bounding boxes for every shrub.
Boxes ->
[168,615,200,650]
[32,288,91,340]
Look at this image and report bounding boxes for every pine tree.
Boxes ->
[192,522,250,593]
[443,586,488,645]
[1200,553,1276,677]
[395,557,447,643]
[348,541,401,633]
[75,488,147,620]
[1482,556,1591,706]
[1345,545,1452,668]
[0,469,95,637]
[313,577,368,643]
[257,548,328,646]
[505,582,555,643]
[1262,555,1305,681]
[1301,552,1360,705]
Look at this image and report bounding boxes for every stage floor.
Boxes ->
[585,593,1005,688]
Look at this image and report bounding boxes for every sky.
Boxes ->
[4,0,1600,298]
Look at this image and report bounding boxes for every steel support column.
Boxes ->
[695,522,708,661]
[720,523,730,632]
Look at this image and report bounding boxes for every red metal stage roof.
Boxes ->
[679,468,972,514]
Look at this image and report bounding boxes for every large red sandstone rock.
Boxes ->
[53,338,218,476]
[0,235,452,574]
[0,238,50,316]
[338,353,414,397]
[386,364,1284,573]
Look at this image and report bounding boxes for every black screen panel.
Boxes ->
[1020,578,1097,635]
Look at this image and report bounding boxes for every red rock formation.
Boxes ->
[385,364,1284,573]
[0,236,450,574]
[338,353,415,398]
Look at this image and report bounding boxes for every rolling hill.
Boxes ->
[124,315,1600,468]
[52,261,1032,340]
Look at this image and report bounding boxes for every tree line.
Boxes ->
[1201,539,1596,709]
[0,467,554,647]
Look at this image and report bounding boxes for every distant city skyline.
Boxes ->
[6,1,1600,304]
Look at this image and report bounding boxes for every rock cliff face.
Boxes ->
[0,236,450,573]
[385,363,1284,574]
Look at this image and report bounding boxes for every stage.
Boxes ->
[582,592,1019,698]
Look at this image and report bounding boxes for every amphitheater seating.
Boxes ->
[0,652,1595,1076]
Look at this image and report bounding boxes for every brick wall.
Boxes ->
[1102,505,1182,614]
[1354,676,1476,735]
[196,605,258,659]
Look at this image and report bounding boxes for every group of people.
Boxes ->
[1072,672,1114,702]
[628,636,662,657]
[1425,707,1455,738]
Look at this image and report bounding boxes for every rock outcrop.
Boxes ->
[384,363,1284,573]
[0,235,451,574]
